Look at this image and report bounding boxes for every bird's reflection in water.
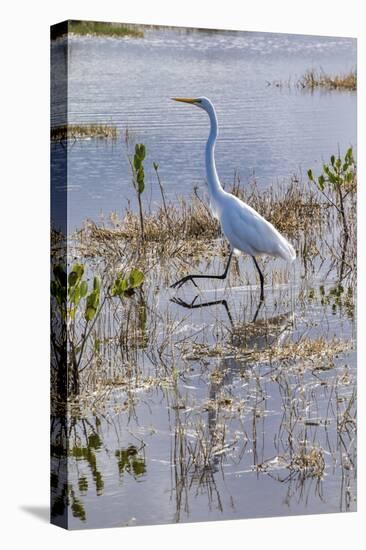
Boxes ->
[172,294,264,324]
[171,294,293,335]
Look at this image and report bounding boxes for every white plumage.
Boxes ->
[219,193,296,261]
[171,96,296,298]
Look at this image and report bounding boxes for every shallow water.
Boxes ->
[51,248,356,528]
[50,26,356,529]
[51,28,356,232]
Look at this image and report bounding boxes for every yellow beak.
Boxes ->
[171,97,197,104]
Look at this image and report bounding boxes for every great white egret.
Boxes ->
[170,97,296,301]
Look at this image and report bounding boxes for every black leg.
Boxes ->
[171,250,233,290]
[252,256,264,302]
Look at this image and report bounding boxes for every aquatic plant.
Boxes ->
[128,143,147,241]
[111,268,144,298]
[269,69,357,91]
[87,176,321,251]
[298,68,357,91]
[308,148,356,281]
[51,262,144,397]
[51,124,118,141]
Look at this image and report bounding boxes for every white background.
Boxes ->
[0,0,364,548]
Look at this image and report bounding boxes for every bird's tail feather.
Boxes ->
[277,238,296,263]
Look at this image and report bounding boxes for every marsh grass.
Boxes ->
[79,177,325,261]
[298,69,357,91]
[68,20,144,39]
[269,69,357,91]
[256,445,325,479]
[177,334,352,370]
[70,168,356,327]
[51,124,118,141]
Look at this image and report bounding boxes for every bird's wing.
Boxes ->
[221,196,295,260]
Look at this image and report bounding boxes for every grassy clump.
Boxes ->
[86,178,322,248]
[298,69,357,91]
[69,20,143,39]
[51,124,118,141]
[289,446,325,478]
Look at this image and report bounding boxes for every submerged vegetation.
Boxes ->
[51,124,118,141]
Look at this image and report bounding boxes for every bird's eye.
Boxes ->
[195,99,202,103]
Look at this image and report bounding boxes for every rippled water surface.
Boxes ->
[51,28,356,231]
[50,26,356,529]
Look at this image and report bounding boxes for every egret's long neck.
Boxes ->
[205,107,225,203]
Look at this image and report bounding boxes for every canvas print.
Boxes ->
[50,20,357,529]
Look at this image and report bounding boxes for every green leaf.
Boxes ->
[68,271,78,287]
[318,174,325,190]
[80,280,88,297]
[346,147,353,163]
[112,276,128,297]
[111,283,119,297]
[128,269,144,288]
[93,294,99,308]
[137,167,145,194]
[153,161,159,171]
[323,164,331,176]
[137,167,144,181]
[330,155,335,166]
[72,263,84,277]
[93,277,101,291]
[69,285,81,305]
[68,264,84,287]
[328,171,338,184]
[135,143,146,160]
[85,289,99,320]
[307,169,313,181]
[120,278,129,291]
[85,306,97,321]
[133,155,141,170]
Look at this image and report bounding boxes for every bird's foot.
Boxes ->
[170,275,199,289]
